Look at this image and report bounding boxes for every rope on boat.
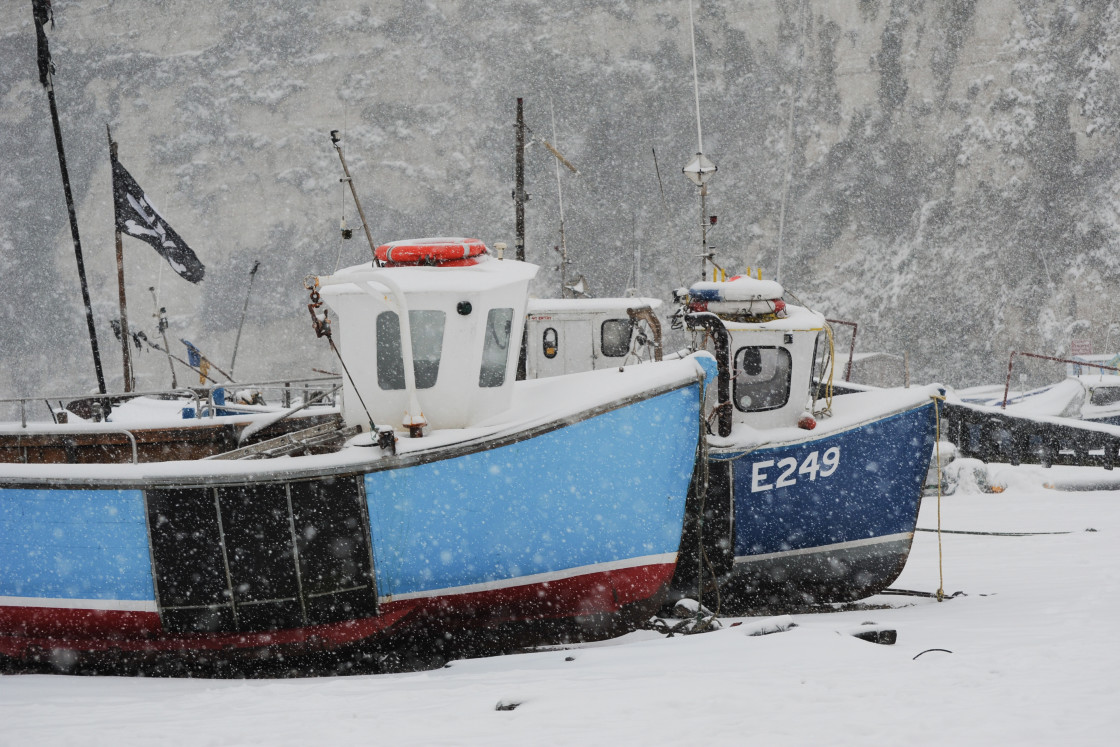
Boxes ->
[933,393,946,602]
[916,528,1074,537]
[306,278,379,435]
[695,382,722,627]
[784,288,834,417]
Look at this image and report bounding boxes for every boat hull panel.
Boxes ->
[712,401,936,606]
[0,382,699,662]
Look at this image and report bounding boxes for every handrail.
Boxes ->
[1002,351,1120,409]
[5,425,140,464]
[1,376,342,427]
[824,318,858,382]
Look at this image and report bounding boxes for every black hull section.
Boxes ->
[721,535,915,609]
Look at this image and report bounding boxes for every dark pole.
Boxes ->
[229,260,260,378]
[329,130,378,263]
[514,98,526,262]
[149,288,177,389]
[33,1,107,394]
[108,126,133,392]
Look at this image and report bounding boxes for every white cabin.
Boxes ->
[684,276,826,434]
[524,297,663,378]
[316,239,537,433]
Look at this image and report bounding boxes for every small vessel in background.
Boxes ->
[0,378,342,465]
[523,297,665,378]
[0,239,706,671]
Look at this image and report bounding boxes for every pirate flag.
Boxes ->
[32,0,54,88]
[111,154,205,283]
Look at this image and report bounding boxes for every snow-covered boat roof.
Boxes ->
[322,253,537,295]
[720,303,825,332]
[527,297,663,314]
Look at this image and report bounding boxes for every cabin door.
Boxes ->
[535,320,595,377]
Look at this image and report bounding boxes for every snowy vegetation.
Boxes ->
[1,0,1118,395]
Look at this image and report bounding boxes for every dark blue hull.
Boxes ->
[691,400,936,606]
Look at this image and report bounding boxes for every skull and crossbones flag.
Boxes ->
[111,154,205,283]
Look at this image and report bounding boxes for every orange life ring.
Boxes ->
[375,238,488,266]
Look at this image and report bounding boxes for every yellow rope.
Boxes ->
[813,323,836,416]
[932,394,946,602]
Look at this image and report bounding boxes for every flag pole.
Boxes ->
[514,97,527,262]
[328,131,378,263]
[107,125,134,392]
[149,286,177,389]
[229,260,260,379]
[33,1,107,395]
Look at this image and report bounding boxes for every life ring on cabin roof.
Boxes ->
[375,238,488,267]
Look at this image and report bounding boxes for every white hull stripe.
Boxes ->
[733,533,913,565]
[0,554,679,613]
[381,553,678,603]
[0,596,158,613]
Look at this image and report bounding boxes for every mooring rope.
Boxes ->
[916,528,1073,537]
[932,393,946,602]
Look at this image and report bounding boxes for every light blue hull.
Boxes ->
[0,382,700,657]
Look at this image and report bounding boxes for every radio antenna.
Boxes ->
[681,0,717,281]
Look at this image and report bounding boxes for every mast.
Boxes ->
[329,130,378,263]
[681,0,716,282]
[549,99,568,297]
[150,286,177,389]
[514,98,527,262]
[33,1,107,394]
[107,126,134,392]
[229,260,260,379]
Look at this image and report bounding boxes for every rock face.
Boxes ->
[1,1,1118,395]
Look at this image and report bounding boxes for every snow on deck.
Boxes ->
[711,383,943,451]
[0,358,706,484]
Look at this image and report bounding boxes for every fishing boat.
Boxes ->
[0,239,705,669]
[0,380,343,465]
[672,274,939,607]
[523,296,665,378]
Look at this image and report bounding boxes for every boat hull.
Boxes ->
[681,399,936,607]
[0,382,700,663]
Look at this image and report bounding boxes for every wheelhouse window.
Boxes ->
[376,310,446,390]
[1090,386,1120,407]
[601,318,634,358]
[542,327,558,359]
[733,346,792,412]
[479,308,515,387]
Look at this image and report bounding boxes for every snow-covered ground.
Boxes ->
[2,461,1118,745]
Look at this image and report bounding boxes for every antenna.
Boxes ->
[549,98,570,298]
[682,0,717,281]
[688,0,704,156]
[329,130,379,264]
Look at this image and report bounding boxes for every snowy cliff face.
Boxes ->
[1,0,1118,397]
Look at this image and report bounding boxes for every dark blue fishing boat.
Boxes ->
[674,274,938,606]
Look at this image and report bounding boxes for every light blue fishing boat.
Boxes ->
[0,240,706,667]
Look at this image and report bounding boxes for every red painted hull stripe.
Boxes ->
[0,562,675,657]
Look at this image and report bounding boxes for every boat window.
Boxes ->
[601,319,634,357]
[1090,386,1120,407]
[479,307,515,387]
[376,310,447,390]
[733,346,792,412]
[542,327,558,359]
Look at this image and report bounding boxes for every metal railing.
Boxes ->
[0,375,341,428]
